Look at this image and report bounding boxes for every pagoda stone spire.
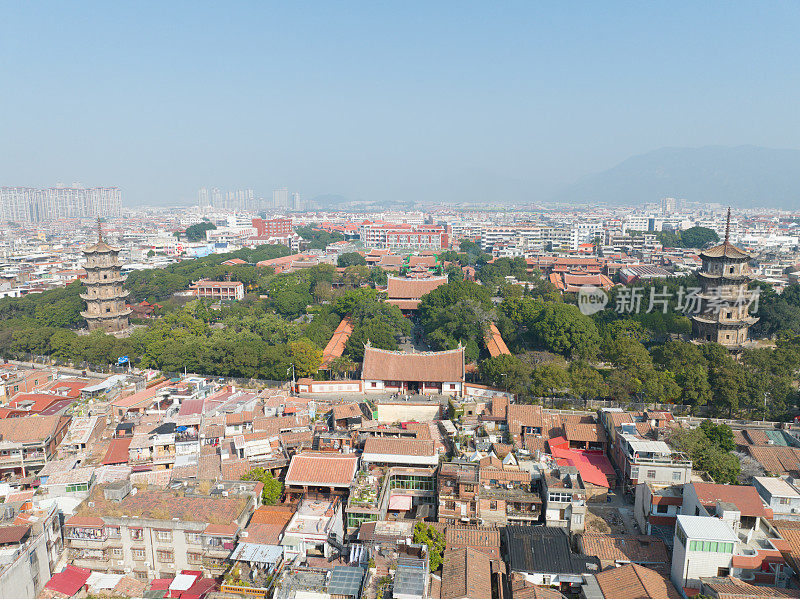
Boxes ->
[80,223,131,332]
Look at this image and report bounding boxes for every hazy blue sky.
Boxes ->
[1,2,799,206]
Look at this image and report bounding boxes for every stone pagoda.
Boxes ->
[691,208,758,347]
[80,220,131,332]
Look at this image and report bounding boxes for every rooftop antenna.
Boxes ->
[724,207,731,244]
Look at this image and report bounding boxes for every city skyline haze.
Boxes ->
[2,2,799,206]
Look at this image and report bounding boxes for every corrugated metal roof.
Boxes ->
[624,437,671,454]
[676,515,737,541]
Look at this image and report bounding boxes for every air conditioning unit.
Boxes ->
[88,501,95,508]
[117,560,125,566]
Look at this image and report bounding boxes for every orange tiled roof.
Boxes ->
[386,275,447,300]
[442,547,493,599]
[563,422,607,443]
[484,323,510,358]
[361,346,464,383]
[284,452,358,487]
[579,533,669,567]
[593,563,681,599]
[691,483,771,519]
[321,317,354,368]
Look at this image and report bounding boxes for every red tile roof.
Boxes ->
[203,523,238,537]
[691,483,771,519]
[65,516,105,527]
[0,524,30,545]
[564,422,607,443]
[363,437,436,457]
[102,438,132,465]
[0,413,67,443]
[284,452,358,488]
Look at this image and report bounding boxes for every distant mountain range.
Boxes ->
[553,145,800,208]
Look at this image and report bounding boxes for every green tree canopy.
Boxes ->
[241,467,284,505]
[184,221,217,241]
[413,522,446,573]
[337,252,367,268]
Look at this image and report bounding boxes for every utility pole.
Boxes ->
[287,364,296,395]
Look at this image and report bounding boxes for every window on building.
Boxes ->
[187,552,203,564]
[549,492,573,503]
[672,471,682,481]
[489,501,497,510]
[185,532,202,545]
[154,530,172,543]
[105,526,121,538]
[130,528,143,541]
[131,548,146,560]
[656,504,669,514]
[646,470,656,479]
[133,570,148,581]
[675,526,687,547]
[156,549,174,563]
[110,547,123,557]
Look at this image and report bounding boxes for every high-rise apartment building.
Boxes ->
[661,197,677,214]
[198,188,211,210]
[0,186,122,222]
[290,192,302,211]
[273,187,289,210]
[198,188,256,212]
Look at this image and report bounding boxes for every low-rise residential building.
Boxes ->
[438,461,479,525]
[476,457,541,526]
[280,494,345,562]
[504,526,600,593]
[681,482,772,530]
[0,414,71,478]
[362,345,465,397]
[616,429,692,494]
[284,452,359,499]
[542,466,587,534]
[361,438,439,468]
[635,483,683,540]
[0,502,62,599]
[671,515,738,590]
[753,476,800,521]
[64,479,260,579]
